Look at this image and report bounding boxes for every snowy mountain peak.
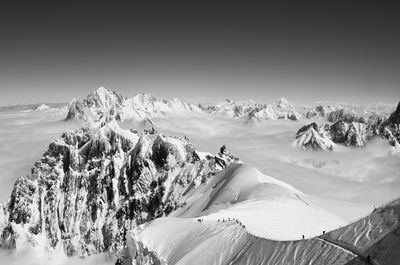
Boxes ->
[131,93,157,109]
[86,87,125,110]
[294,123,335,151]
[273,97,290,109]
[65,87,125,123]
[66,88,204,125]
[93,86,111,99]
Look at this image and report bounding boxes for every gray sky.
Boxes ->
[0,2,399,105]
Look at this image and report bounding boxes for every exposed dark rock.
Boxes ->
[296,122,318,136]
[380,102,400,147]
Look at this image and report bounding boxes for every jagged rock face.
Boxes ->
[381,102,400,148]
[0,123,237,257]
[295,121,368,150]
[329,121,349,143]
[294,123,335,151]
[383,102,400,126]
[366,114,386,138]
[297,102,400,151]
[326,109,365,123]
[216,145,240,167]
[329,121,367,147]
[65,98,85,120]
[345,122,367,147]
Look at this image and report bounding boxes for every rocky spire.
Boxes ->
[0,123,239,257]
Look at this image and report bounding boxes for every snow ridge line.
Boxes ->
[316,238,355,256]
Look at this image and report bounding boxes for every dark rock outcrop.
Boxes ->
[380,102,400,148]
[329,121,367,147]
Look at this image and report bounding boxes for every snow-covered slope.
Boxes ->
[128,217,355,265]
[172,163,344,239]
[125,196,400,265]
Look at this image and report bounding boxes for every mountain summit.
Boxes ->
[66,87,125,123]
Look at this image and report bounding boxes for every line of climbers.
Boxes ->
[196,218,329,241]
[196,217,246,229]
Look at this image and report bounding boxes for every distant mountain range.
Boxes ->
[64,87,399,152]
[65,87,303,125]
[65,88,395,126]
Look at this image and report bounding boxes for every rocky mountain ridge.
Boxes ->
[0,120,238,258]
[295,102,400,152]
[199,97,301,121]
[66,87,304,125]
[305,101,395,123]
[65,88,397,127]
